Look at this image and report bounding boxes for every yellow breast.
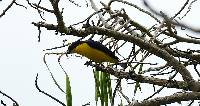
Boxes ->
[72,43,118,63]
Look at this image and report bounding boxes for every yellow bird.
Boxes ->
[67,40,119,63]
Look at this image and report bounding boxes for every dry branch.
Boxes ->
[30,0,200,105]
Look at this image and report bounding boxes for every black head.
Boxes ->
[67,40,84,53]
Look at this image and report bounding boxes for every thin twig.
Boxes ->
[35,73,66,106]
[188,100,194,106]
[43,44,69,51]
[0,0,16,18]
[111,79,121,106]
[14,2,27,9]
[0,90,19,106]
[172,0,189,19]
[43,53,66,94]
[89,0,110,28]
[143,0,200,33]
[71,10,103,26]
[108,0,160,23]
[179,0,198,20]
[194,64,200,78]
[144,86,165,101]
[144,70,178,100]
[118,86,131,104]
[68,0,81,7]
[0,100,6,106]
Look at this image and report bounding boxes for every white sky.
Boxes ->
[0,0,200,106]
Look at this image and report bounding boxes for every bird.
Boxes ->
[67,40,119,63]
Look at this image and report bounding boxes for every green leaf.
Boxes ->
[93,67,113,106]
[100,72,105,106]
[93,70,100,105]
[134,81,141,95]
[66,74,72,106]
[138,64,143,74]
[104,73,108,106]
[119,99,123,106]
[107,74,112,101]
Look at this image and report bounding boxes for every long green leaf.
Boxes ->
[94,67,113,106]
[107,75,112,101]
[66,74,72,106]
[104,73,108,106]
[93,69,100,105]
[134,81,141,95]
[100,72,105,106]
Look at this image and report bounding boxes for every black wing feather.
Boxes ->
[86,40,119,60]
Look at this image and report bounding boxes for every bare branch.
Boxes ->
[111,79,121,106]
[108,0,161,23]
[89,0,110,28]
[164,21,200,44]
[143,0,200,33]
[0,90,19,106]
[35,73,66,106]
[14,2,27,9]
[49,0,65,27]
[32,3,54,13]
[179,0,198,20]
[31,20,200,91]
[43,53,66,94]
[172,0,190,19]
[31,0,200,105]
[118,86,131,104]
[0,0,16,18]
[68,0,81,7]
[145,71,178,100]
[89,64,192,91]
[1,100,6,106]
[26,0,54,13]
[131,92,200,106]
